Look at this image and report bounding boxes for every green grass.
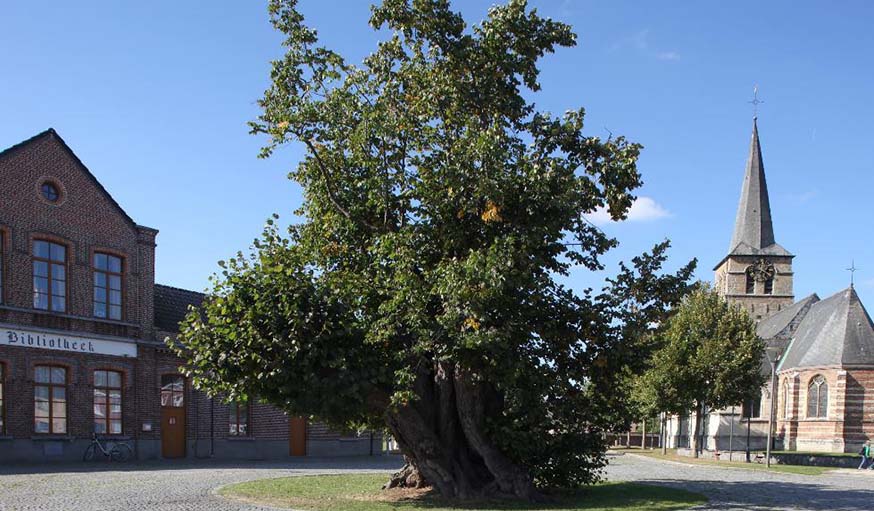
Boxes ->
[219,473,706,511]
[626,449,835,475]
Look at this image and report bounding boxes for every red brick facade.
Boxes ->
[0,129,379,462]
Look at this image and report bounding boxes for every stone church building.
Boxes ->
[665,118,874,454]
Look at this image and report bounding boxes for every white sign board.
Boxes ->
[1,327,137,358]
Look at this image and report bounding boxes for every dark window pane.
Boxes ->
[34,261,48,277]
[108,372,121,388]
[49,243,65,262]
[108,256,122,273]
[34,241,49,259]
[35,367,51,384]
[94,421,107,434]
[94,253,108,271]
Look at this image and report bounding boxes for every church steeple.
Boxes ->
[714,116,794,320]
[730,118,776,252]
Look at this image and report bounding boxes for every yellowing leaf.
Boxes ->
[481,200,503,223]
[463,317,481,331]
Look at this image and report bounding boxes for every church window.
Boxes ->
[807,375,828,418]
[764,277,774,295]
[743,393,762,419]
[781,380,789,418]
[745,274,755,294]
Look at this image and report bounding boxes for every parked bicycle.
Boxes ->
[83,433,133,462]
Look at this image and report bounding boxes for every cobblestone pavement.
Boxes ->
[3,453,874,510]
[605,452,874,510]
[0,456,402,511]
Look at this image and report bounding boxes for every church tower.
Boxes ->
[714,118,794,320]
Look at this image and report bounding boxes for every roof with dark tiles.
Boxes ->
[778,287,874,371]
[153,284,205,333]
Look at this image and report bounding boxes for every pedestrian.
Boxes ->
[859,440,871,469]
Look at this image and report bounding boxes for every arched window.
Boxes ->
[781,379,789,418]
[807,375,828,418]
[764,277,774,295]
[745,273,755,294]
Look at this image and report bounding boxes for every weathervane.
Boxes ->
[847,260,860,288]
[748,85,764,119]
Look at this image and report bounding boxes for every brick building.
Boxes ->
[666,118,874,454]
[0,129,379,462]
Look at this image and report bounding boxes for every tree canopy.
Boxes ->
[173,0,695,500]
[637,285,765,456]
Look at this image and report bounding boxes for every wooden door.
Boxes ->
[160,374,186,458]
[289,417,307,456]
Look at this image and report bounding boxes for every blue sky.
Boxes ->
[2,1,873,306]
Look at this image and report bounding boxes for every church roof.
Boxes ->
[756,293,820,340]
[778,287,874,371]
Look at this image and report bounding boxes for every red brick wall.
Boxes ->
[0,131,156,340]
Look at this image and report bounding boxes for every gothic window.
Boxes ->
[745,273,755,294]
[782,379,789,418]
[807,375,828,418]
[764,277,774,295]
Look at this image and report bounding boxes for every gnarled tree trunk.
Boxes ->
[382,362,540,501]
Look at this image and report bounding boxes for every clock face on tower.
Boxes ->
[747,259,776,282]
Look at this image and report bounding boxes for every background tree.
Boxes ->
[639,285,765,458]
[173,0,694,500]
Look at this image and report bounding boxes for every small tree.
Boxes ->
[641,285,765,457]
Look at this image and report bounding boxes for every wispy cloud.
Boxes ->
[588,196,672,225]
[611,29,680,62]
[656,51,680,61]
[784,190,818,204]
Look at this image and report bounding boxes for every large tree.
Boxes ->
[639,285,765,457]
[173,0,695,500]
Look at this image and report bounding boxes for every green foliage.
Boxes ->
[638,285,766,416]
[172,0,695,490]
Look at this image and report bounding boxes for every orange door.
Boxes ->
[160,375,186,459]
[161,407,185,458]
[289,417,307,456]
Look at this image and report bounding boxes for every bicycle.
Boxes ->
[83,433,133,462]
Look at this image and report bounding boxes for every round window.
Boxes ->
[41,182,60,202]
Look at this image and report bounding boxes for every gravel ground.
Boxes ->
[0,457,402,511]
[2,452,874,510]
[605,452,874,510]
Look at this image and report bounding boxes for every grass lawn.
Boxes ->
[219,473,706,511]
[621,448,835,475]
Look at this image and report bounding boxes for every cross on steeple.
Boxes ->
[748,85,764,118]
[847,260,860,288]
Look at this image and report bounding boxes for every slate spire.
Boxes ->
[730,117,776,252]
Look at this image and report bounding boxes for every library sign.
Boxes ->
[2,327,137,358]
